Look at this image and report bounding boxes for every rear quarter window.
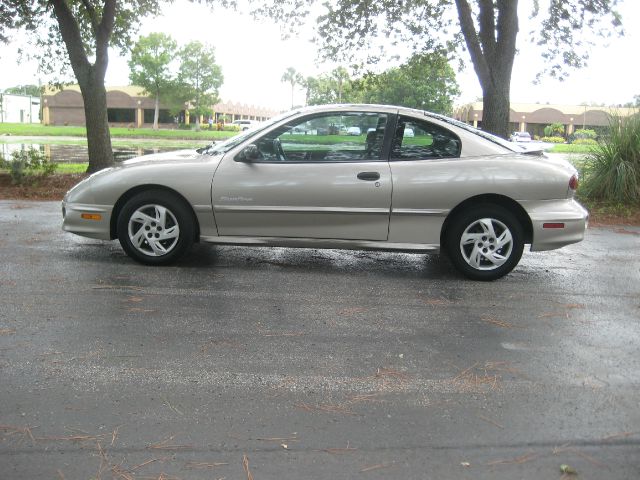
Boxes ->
[391,116,461,160]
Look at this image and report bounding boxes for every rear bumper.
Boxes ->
[522,199,589,251]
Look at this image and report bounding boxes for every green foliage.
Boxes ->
[573,138,597,145]
[177,41,223,129]
[252,1,621,137]
[0,122,237,141]
[4,1,164,85]
[3,84,41,96]
[625,94,640,108]
[304,53,459,114]
[303,68,355,106]
[574,128,597,139]
[305,75,345,105]
[282,67,305,108]
[582,112,640,203]
[54,163,88,174]
[0,148,57,185]
[549,144,596,154]
[352,53,460,114]
[543,123,565,137]
[540,136,566,144]
[128,33,179,128]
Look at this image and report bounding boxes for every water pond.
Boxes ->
[0,140,203,164]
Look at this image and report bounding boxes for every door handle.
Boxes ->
[357,171,380,181]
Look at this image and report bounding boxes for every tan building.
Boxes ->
[454,102,636,137]
[42,85,277,127]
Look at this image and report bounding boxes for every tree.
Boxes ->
[623,94,640,108]
[304,74,342,105]
[281,67,304,109]
[128,33,178,130]
[177,41,223,131]
[254,1,622,139]
[303,54,459,113]
[330,67,350,104]
[354,53,459,114]
[4,85,42,97]
[0,1,165,172]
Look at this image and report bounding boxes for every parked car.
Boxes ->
[510,131,532,142]
[346,126,361,136]
[62,104,587,280]
[232,119,259,131]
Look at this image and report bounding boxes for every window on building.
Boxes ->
[143,109,174,124]
[107,108,135,123]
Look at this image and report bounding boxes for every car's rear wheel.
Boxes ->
[117,190,195,265]
[445,205,524,281]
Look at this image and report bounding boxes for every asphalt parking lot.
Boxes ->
[1,200,639,479]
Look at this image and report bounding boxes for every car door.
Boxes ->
[211,111,392,241]
[387,115,463,245]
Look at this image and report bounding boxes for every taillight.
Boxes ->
[569,174,579,191]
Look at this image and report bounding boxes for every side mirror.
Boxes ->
[235,144,260,162]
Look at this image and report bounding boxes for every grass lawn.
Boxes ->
[548,144,596,154]
[0,122,238,141]
[55,163,88,174]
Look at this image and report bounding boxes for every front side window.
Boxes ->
[391,116,461,160]
[251,112,388,163]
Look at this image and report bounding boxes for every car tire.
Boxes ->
[117,190,195,265]
[445,204,524,281]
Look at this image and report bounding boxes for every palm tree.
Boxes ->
[330,67,350,103]
[281,67,304,109]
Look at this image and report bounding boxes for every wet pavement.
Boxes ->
[1,200,639,479]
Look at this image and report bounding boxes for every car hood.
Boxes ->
[121,149,204,165]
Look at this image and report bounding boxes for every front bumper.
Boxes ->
[61,201,113,240]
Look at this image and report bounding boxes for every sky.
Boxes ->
[0,1,639,111]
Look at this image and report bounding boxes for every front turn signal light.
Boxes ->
[81,213,102,221]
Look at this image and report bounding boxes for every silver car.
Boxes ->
[62,104,588,280]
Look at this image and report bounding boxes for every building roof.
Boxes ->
[456,101,636,116]
[43,85,148,96]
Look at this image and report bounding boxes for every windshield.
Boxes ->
[424,112,526,153]
[203,110,299,155]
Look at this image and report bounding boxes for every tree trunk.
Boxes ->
[455,0,518,139]
[50,0,116,173]
[78,76,114,173]
[480,79,511,139]
[153,94,160,130]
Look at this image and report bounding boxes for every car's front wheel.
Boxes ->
[117,190,195,265]
[445,205,524,281]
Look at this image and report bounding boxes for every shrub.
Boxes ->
[544,122,565,137]
[573,138,598,145]
[1,148,57,185]
[582,112,640,203]
[540,136,566,143]
[574,128,597,140]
